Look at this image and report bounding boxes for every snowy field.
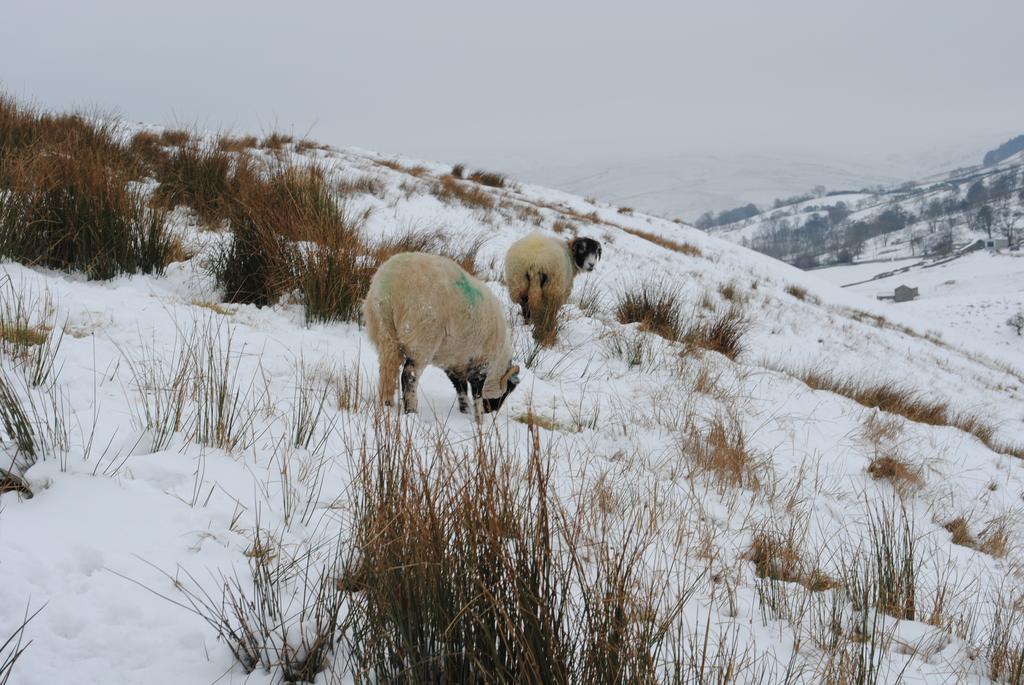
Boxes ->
[815,251,1024,369]
[1,126,1024,684]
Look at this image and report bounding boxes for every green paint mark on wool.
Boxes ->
[455,272,483,308]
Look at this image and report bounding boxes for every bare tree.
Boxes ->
[995,207,1022,247]
[1007,311,1024,336]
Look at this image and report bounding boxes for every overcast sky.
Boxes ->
[2,0,1022,171]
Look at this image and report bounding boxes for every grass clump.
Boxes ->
[621,226,702,257]
[150,140,235,224]
[682,304,750,360]
[432,175,495,211]
[682,414,765,492]
[467,169,508,188]
[746,522,837,592]
[867,455,924,493]
[614,283,685,342]
[0,143,175,279]
[347,416,686,683]
[796,368,1019,458]
[260,132,294,150]
[785,283,809,300]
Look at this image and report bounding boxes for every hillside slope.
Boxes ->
[707,152,1024,268]
[1,117,1023,684]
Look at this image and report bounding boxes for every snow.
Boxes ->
[1,132,1023,684]
[815,251,1024,368]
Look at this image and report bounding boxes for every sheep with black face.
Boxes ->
[363,252,520,416]
[504,232,602,343]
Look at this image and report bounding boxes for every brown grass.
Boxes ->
[977,516,1012,558]
[745,524,837,592]
[943,517,978,548]
[150,140,235,224]
[866,455,924,492]
[683,414,765,491]
[347,415,684,683]
[466,169,507,188]
[621,227,702,257]
[785,284,809,300]
[216,134,259,153]
[337,174,386,198]
[794,369,1019,457]
[551,218,576,234]
[614,283,685,342]
[682,304,750,360]
[0,104,176,278]
[260,132,294,150]
[432,175,495,211]
[617,206,634,215]
[718,281,742,302]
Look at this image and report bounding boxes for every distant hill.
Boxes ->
[704,152,1024,268]
[983,134,1024,166]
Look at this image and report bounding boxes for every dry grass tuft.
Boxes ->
[718,281,742,303]
[682,414,765,491]
[432,175,495,211]
[745,523,837,592]
[943,517,977,548]
[682,304,750,360]
[617,206,634,215]
[150,140,235,225]
[866,455,924,493]
[337,174,385,198]
[260,132,294,150]
[467,169,508,188]
[785,284,809,300]
[0,112,176,278]
[794,368,1017,458]
[977,516,1013,558]
[614,283,685,342]
[551,218,576,234]
[514,410,562,432]
[621,227,702,257]
[216,134,259,153]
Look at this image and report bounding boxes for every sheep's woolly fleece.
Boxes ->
[363,251,514,404]
[504,231,576,330]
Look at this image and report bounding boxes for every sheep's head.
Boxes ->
[570,237,603,273]
[482,364,521,413]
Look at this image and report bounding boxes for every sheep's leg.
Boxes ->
[468,369,486,418]
[518,293,531,321]
[445,370,471,413]
[377,344,403,407]
[532,305,559,346]
[400,357,420,414]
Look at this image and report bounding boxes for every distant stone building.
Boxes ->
[894,285,919,302]
[877,285,919,303]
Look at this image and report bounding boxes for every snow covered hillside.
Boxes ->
[815,251,1024,369]
[1,106,1024,684]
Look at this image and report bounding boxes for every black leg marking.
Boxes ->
[445,370,471,413]
[400,357,418,414]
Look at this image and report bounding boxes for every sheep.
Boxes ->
[363,251,521,415]
[504,232,602,342]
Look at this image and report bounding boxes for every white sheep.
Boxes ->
[363,252,520,415]
[504,232,602,342]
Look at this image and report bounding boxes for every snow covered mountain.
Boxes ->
[506,137,1000,222]
[1,103,1023,684]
